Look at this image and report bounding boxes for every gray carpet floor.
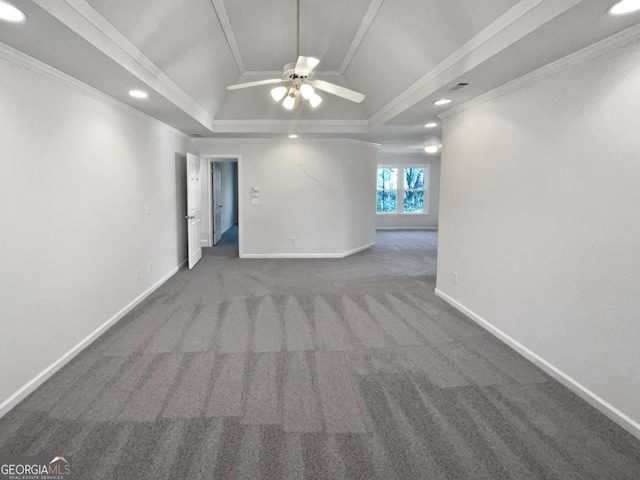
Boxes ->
[2,229,639,479]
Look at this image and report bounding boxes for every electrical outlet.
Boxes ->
[145,204,151,215]
[453,271,458,285]
[136,267,141,279]
[148,262,152,273]
[291,236,296,245]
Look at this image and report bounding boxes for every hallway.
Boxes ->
[1,231,638,479]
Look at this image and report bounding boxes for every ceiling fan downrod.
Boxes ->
[297,0,300,58]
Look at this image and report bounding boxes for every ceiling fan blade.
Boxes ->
[311,79,365,103]
[294,56,320,76]
[227,78,284,90]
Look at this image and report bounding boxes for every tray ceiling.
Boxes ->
[1,0,638,149]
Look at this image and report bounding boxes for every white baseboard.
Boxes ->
[240,242,375,259]
[0,258,188,419]
[434,288,640,440]
[376,227,438,231]
[341,242,376,257]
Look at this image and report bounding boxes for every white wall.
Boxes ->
[436,39,640,434]
[376,154,440,230]
[0,54,188,413]
[193,139,378,257]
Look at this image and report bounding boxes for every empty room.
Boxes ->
[1,0,639,478]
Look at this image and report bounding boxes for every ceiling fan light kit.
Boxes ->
[270,61,325,110]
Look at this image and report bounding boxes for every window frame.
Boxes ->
[376,164,430,215]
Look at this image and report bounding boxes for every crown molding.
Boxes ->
[31,0,215,131]
[210,0,245,74]
[0,42,188,139]
[439,23,640,120]
[240,71,285,78]
[367,0,582,130]
[378,149,441,157]
[191,137,380,148]
[240,70,342,78]
[377,152,438,158]
[212,119,369,134]
[340,0,385,74]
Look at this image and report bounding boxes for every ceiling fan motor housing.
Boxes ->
[283,62,312,82]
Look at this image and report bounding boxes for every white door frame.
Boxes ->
[200,154,242,256]
[212,162,223,246]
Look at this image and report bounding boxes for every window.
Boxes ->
[403,167,425,213]
[376,166,429,214]
[376,167,397,213]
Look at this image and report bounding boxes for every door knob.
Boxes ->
[185,215,195,220]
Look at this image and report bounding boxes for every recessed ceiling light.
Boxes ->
[288,134,298,139]
[128,89,148,99]
[609,0,640,15]
[434,98,452,106]
[424,122,438,128]
[424,146,439,154]
[0,1,26,22]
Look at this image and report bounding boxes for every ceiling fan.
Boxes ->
[226,0,365,110]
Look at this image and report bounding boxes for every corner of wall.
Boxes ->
[433,287,640,440]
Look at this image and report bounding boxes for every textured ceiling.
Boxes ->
[1,0,639,148]
[344,0,522,116]
[86,0,239,115]
[224,0,374,71]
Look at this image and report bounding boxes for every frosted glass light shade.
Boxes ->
[300,84,315,100]
[309,93,323,108]
[271,86,288,102]
[424,146,439,154]
[282,95,297,110]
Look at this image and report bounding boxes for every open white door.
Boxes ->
[213,162,223,245]
[186,153,202,269]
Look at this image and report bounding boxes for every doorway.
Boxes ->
[208,159,239,254]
